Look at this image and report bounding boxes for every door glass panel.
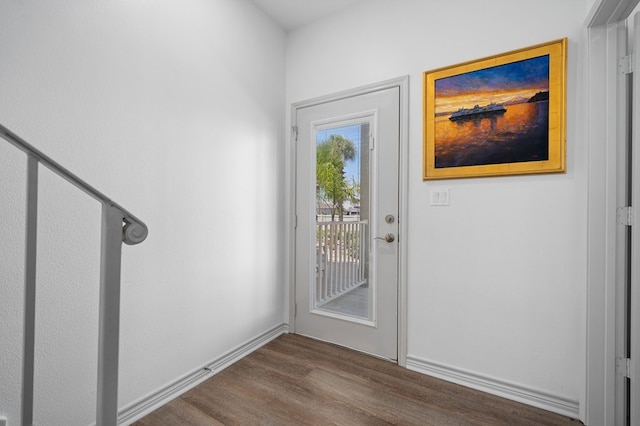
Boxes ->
[314,121,371,320]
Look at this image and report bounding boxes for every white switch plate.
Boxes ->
[430,188,450,206]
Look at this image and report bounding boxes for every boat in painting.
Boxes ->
[449,102,507,121]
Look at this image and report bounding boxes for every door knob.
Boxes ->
[374,233,395,243]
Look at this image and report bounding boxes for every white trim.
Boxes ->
[585,0,640,423]
[631,13,640,425]
[612,17,631,426]
[308,111,379,328]
[286,122,296,329]
[397,76,410,367]
[585,22,623,426]
[116,324,289,425]
[288,76,410,365]
[291,77,409,111]
[406,355,580,420]
[587,0,639,26]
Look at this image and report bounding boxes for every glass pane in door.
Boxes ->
[314,121,371,320]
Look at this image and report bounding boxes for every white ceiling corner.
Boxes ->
[250,0,365,31]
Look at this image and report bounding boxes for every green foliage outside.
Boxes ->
[316,135,358,221]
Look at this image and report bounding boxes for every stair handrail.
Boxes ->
[0,122,148,426]
[0,123,148,244]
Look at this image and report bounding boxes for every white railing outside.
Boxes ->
[316,220,367,305]
[0,123,148,426]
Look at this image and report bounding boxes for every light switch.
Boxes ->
[430,188,450,206]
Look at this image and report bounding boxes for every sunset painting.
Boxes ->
[423,39,567,180]
[434,55,549,168]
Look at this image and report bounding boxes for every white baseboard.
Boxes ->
[405,354,580,420]
[118,323,289,425]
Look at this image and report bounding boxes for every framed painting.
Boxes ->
[423,38,567,180]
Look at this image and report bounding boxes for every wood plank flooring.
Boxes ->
[134,334,583,426]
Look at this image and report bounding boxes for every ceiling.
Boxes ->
[249,0,364,31]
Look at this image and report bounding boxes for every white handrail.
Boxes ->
[0,123,148,426]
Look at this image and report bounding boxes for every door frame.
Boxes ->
[286,76,409,366]
[586,0,640,424]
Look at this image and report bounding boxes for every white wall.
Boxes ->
[286,0,588,417]
[0,0,286,424]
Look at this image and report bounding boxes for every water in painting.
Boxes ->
[434,55,550,168]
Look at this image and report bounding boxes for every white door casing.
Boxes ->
[630,11,640,425]
[586,1,640,424]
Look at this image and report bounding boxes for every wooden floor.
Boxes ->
[134,334,582,426]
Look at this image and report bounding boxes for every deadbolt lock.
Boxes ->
[385,215,395,224]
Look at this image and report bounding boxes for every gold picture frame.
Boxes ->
[423,38,567,180]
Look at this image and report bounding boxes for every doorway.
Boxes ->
[290,78,408,361]
[586,1,640,423]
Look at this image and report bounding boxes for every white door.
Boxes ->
[293,86,400,360]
